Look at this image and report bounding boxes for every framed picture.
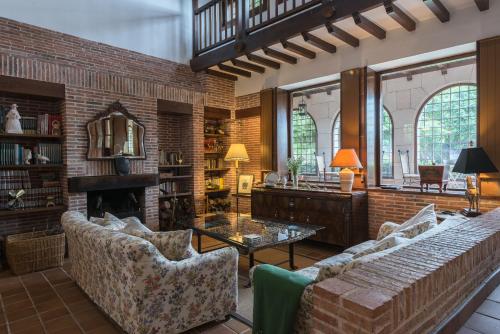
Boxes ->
[238,174,254,194]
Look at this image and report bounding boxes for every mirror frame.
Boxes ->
[86,101,147,160]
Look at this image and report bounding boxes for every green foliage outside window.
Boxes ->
[292,109,318,175]
[417,84,477,168]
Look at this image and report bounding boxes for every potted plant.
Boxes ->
[287,156,304,189]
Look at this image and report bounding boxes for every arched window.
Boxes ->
[416,84,477,167]
[381,108,393,178]
[292,108,318,175]
[332,113,341,160]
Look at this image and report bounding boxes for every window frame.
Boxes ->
[414,83,478,170]
[291,108,318,176]
[331,112,341,160]
[381,107,394,179]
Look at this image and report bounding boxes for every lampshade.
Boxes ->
[330,149,362,168]
[452,147,498,174]
[224,144,249,162]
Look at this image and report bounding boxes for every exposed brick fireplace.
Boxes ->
[68,174,158,222]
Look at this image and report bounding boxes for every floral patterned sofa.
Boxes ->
[62,211,239,334]
[251,204,469,333]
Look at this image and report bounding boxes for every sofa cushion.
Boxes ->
[396,204,437,232]
[89,212,126,230]
[397,219,436,239]
[376,222,400,241]
[294,267,320,281]
[343,240,377,255]
[120,217,152,234]
[352,234,408,259]
[315,253,354,282]
[128,229,193,261]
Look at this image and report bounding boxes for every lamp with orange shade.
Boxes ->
[330,149,363,192]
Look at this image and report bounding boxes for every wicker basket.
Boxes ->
[6,231,65,275]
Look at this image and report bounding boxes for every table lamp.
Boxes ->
[225,144,249,214]
[330,149,362,192]
[452,147,498,216]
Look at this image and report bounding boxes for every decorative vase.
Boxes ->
[114,157,130,176]
[292,173,299,189]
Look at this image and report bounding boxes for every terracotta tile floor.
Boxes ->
[0,237,336,334]
[1,235,498,333]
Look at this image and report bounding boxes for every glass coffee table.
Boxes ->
[179,213,324,270]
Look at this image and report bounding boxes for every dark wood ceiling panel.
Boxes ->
[324,22,360,47]
[246,54,281,69]
[384,1,416,31]
[281,40,316,59]
[474,0,489,11]
[422,0,450,23]
[301,32,337,53]
[262,47,298,64]
[218,63,252,77]
[205,69,238,81]
[353,12,386,40]
[230,59,266,73]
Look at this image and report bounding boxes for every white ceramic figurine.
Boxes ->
[5,104,23,134]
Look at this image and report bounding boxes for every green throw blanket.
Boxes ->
[253,264,314,334]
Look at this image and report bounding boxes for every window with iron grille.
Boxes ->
[382,108,394,178]
[292,109,318,175]
[416,84,477,168]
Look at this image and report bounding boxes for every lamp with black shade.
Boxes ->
[452,147,498,217]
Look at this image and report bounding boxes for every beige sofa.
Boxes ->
[252,204,469,333]
[62,211,239,334]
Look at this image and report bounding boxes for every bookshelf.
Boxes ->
[204,107,231,213]
[157,99,195,231]
[0,82,65,220]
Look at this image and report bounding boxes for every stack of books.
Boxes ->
[0,170,31,190]
[37,114,62,135]
[0,143,62,165]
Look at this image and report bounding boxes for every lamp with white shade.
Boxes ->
[224,144,249,214]
[330,149,362,192]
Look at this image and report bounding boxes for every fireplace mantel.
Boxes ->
[68,174,159,193]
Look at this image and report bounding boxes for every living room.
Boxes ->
[0,0,500,333]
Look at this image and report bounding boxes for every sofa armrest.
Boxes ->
[133,246,239,332]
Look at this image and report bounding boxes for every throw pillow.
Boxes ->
[316,254,354,282]
[120,217,152,234]
[376,222,400,241]
[352,234,408,259]
[89,212,126,231]
[127,229,193,261]
[396,204,436,232]
[397,219,436,239]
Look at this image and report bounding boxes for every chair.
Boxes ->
[316,154,338,181]
[398,150,420,185]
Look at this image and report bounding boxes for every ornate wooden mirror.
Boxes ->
[87,101,146,160]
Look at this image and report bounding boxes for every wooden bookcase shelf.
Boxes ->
[204,133,228,138]
[0,133,62,143]
[205,187,231,194]
[159,164,192,169]
[205,168,230,173]
[160,175,193,181]
[0,164,63,170]
[0,205,66,218]
[159,192,192,199]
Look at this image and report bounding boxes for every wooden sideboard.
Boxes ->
[251,187,368,248]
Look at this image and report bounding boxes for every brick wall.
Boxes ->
[367,188,500,239]
[0,17,236,230]
[232,93,261,213]
[312,208,500,334]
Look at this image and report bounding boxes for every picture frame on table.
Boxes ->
[238,174,254,194]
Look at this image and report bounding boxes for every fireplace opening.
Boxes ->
[87,187,145,221]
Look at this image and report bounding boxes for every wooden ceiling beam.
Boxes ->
[353,12,386,40]
[205,69,238,81]
[281,40,316,59]
[262,47,298,64]
[190,0,387,71]
[325,22,360,47]
[301,32,337,53]
[217,63,252,77]
[422,0,450,23]
[384,1,416,32]
[230,59,266,73]
[475,0,489,11]
[246,54,281,69]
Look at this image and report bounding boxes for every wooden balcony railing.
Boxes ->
[193,0,321,56]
